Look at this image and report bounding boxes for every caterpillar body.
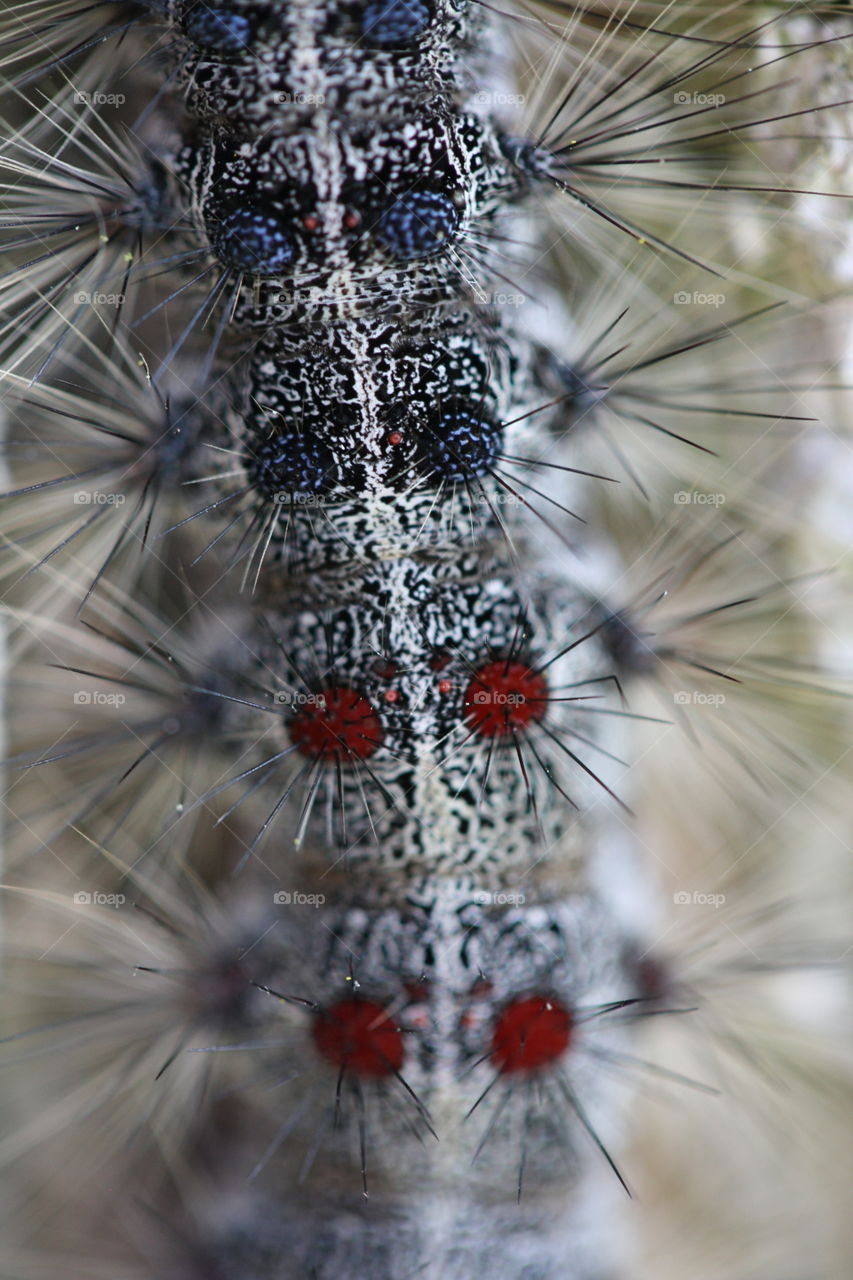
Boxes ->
[0,2,851,1279]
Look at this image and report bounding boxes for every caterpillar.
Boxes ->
[0,2,851,1278]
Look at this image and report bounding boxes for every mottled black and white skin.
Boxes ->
[223,301,555,580]
[242,570,619,871]
[129,6,649,1274]
[0,2,659,1278]
[137,877,640,1280]
[167,0,493,123]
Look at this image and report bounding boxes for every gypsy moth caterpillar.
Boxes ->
[1,2,851,1277]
